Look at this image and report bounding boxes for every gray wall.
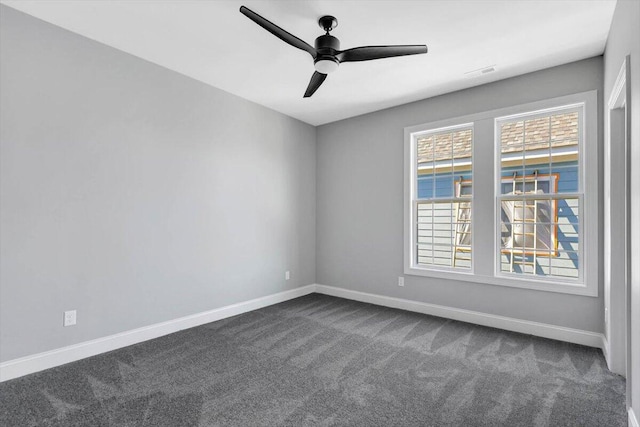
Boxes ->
[604,0,640,416]
[317,57,604,333]
[0,6,316,362]
[0,3,619,373]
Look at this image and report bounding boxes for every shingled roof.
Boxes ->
[417,112,578,164]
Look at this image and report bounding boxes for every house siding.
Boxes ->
[417,161,579,277]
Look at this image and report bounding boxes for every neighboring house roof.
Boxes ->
[417,112,578,164]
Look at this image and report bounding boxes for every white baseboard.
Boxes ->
[630,408,639,427]
[600,336,627,377]
[315,284,604,349]
[2,283,607,383]
[0,284,316,382]
[601,336,610,366]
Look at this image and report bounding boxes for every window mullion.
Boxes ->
[469,118,493,277]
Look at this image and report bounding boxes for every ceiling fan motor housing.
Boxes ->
[314,34,340,53]
[314,34,340,74]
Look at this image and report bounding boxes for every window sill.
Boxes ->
[404,265,597,297]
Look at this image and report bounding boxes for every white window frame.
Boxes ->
[404,90,598,297]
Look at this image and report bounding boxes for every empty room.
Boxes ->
[0,0,638,426]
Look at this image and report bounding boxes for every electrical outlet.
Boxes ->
[64,310,76,327]
[285,271,290,280]
[398,276,405,287]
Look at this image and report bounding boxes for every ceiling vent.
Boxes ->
[464,65,496,78]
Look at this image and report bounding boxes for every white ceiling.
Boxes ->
[1,0,617,126]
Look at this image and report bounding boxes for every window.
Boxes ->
[497,108,581,281]
[404,91,597,296]
[413,125,473,270]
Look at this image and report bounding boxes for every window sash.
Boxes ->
[495,105,584,284]
[497,192,581,201]
[412,125,473,271]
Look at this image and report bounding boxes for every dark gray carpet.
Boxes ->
[0,293,626,426]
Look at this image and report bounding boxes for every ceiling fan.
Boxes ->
[239,6,428,98]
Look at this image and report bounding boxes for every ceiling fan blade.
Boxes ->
[304,72,327,98]
[337,45,428,63]
[240,6,317,59]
